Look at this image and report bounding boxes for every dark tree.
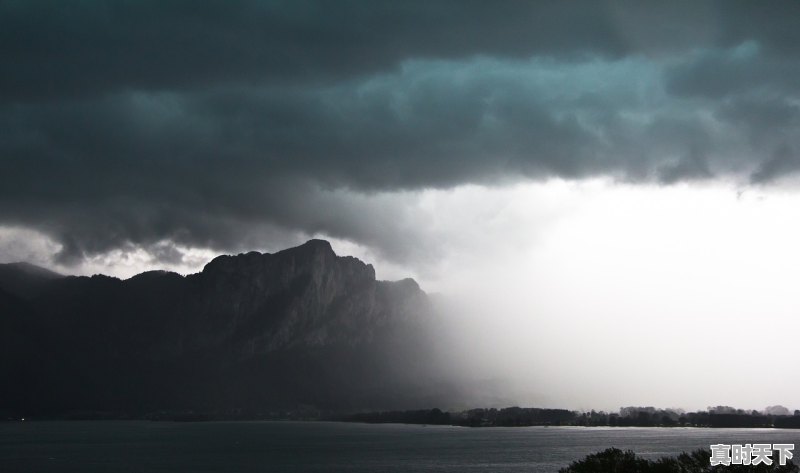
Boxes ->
[560,448,799,473]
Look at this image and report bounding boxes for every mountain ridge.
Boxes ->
[0,238,410,288]
[0,240,457,419]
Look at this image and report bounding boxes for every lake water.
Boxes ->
[3,421,800,472]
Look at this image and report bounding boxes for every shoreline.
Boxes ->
[4,417,800,431]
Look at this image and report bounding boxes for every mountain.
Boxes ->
[0,240,459,419]
[0,262,62,299]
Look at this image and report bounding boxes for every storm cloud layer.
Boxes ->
[2,1,800,265]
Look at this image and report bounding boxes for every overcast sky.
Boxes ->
[3,1,800,411]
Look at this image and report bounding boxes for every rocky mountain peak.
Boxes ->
[294,238,335,254]
[200,239,378,289]
[0,240,449,415]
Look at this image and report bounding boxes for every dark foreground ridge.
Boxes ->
[0,240,459,420]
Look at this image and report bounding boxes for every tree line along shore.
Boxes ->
[341,405,800,428]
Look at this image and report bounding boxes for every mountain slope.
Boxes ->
[0,262,62,299]
[0,240,457,418]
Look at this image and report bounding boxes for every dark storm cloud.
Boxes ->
[0,0,634,102]
[751,146,800,185]
[2,0,800,264]
[664,42,800,100]
[656,148,713,185]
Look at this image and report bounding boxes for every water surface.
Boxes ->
[3,421,800,472]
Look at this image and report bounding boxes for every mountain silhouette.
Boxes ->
[0,240,457,419]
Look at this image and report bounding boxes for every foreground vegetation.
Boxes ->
[560,448,798,473]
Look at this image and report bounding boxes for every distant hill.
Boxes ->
[0,262,62,299]
[0,240,459,419]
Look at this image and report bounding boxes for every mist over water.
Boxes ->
[379,180,800,413]
[4,180,800,413]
